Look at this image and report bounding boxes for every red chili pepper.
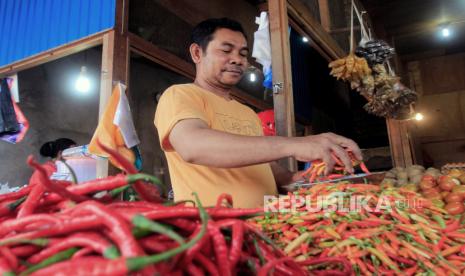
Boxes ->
[139,236,177,253]
[108,201,162,209]
[257,240,298,275]
[0,256,12,275]
[186,263,204,276]
[386,252,415,266]
[0,246,17,270]
[444,219,460,232]
[258,257,305,276]
[0,215,101,245]
[403,264,419,276]
[208,222,231,276]
[163,218,197,233]
[71,247,94,259]
[0,214,60,237]
[69,201,143,257]
[0,185,31,203]
[194,253,219,276]
[0,197,26,218]
[96,140,163,202]
[27,232,119,264]
[40,173,163,207]
[181,225,209,266]
[299,256,352,275]
[31,193,209,275]
[30,256,128,276]
[359,161,370,174]
[10,244,41,258]
[17,182,45,218]
[229,220,244,270]
[141,207,263,221]
[27,156,89,203]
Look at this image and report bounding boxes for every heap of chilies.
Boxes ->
[301,151,370,183]
[251,183,465,275]
[0,141,352,276]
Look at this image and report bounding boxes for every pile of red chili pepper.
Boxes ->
[0,142,351,276]
[300,151,370,183]
[251,183,465,275]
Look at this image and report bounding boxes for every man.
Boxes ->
[154,18,362,208]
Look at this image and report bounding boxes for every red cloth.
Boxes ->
[257,109,276,136]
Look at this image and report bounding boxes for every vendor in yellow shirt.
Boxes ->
[154,18,362,208]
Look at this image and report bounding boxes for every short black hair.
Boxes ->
[191,18,247,52]
[40,138,76,158]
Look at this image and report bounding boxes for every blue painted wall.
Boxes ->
[0,0,115,67]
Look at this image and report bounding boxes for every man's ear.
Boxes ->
[189,43,202,64]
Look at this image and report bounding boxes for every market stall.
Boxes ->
[2,0,465,275]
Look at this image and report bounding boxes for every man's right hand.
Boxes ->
[286,132,362,175]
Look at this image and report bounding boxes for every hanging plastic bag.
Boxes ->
[252,12,273,89]
[0,78,29,144]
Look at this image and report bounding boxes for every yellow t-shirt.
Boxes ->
[154,83,277,208]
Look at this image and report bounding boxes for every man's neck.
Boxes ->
[194,78,234,101]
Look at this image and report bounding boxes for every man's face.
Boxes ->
[193,28,249,87]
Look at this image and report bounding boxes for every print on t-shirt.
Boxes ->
[216,113,260,136]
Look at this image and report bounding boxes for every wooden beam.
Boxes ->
[288,17,332,62]
[329,26,361,34]
[112,0,130,84]
[318,0,331,32]
[269,0,297,171]
[386,119,404,167]
[97,0,130,177]
[258,2,268,12]
[400,121,413,166]
[0,30,108,76]
[99,32,115,121]
[129,33,195,79]
[386,119,413,167]
[96,31,115,178]
[287,0,346,59]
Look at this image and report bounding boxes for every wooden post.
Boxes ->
[386,119,413,167]
[112,0,129,84]
[96,0,130,177]
[385,36,414,167]
[318,0,331,32]
[96,32,114,178]
[268,0,297,171]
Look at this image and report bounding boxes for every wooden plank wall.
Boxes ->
[407,53,465,167]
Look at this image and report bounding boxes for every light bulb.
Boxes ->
[249,72,257,82]
[441,27,450,37]
[75,66,90,93]
[414,113,424,121]
[302,37,309,43]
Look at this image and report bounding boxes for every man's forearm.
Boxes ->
[172,127,292,168]
[169,118,363,173]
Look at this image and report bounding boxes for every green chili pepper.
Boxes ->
[108,185,130,198]
[132,215,185,245]
[103,245,120,259]
[284,232,311,253]
[252,238,265,265]
[20,247,79,275]
[0,238,49,247]
[125,193,208,272]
